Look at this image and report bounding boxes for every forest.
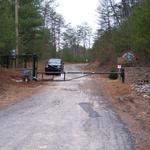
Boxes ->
[0,0,149,65]
[0,0,93,62]
[93,0,150,66]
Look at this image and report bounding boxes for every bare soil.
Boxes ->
[0,68,45,109]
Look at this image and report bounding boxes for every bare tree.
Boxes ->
[109,0,120,26]
[42,0,64,56]
[97,0,112,32]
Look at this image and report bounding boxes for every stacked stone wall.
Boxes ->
[125,67,150,83]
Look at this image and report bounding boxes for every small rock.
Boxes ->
[143,94,150,100]
[118,96,124,103]
[118,95,134,103]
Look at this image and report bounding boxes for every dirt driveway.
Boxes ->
[0,64,134,150]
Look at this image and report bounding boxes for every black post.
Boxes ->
[6,56,9,68]
[121,67,125,83]
[32,54,37,80]
[64,72,65,81]
[14,57,16,68]
[24,56,27,68]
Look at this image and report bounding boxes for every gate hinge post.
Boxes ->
[64,72,66,81]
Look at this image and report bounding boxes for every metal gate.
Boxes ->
[37,69,125,83]
[0,54,38,80]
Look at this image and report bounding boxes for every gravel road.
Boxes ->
[0,64,134,150]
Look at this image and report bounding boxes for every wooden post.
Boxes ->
[15,0,19,56]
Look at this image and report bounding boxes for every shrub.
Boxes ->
[108,68,118,80]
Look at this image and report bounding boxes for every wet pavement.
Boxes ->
[0,64,134,150]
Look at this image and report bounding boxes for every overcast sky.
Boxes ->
[56,0,121,32]
[56,0,99,31]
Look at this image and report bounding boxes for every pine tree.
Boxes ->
[0,0,15,55]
